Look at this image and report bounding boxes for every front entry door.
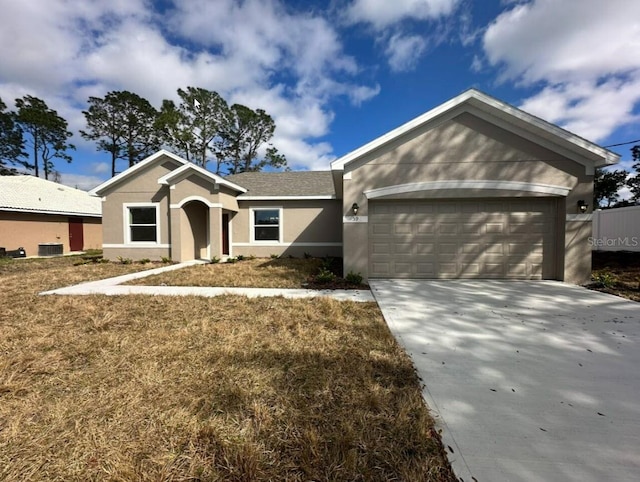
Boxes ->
[68,218,84,251]
[222,213,230,255]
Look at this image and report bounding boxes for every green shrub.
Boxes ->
[592,271,616,288]
[321,256,337,271]
[117,256,132,265]
[226,257,238,264]
[139,258,151,265]
[161,256,172,264]
[315,267,337,284]
[304,252,312,259]
[210,256,220,264]
[345,271,363,285]
[236,255,245,261]
[248,254,256,260]
[270,253,279,259]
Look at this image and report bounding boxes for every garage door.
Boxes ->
[369,198,558,279]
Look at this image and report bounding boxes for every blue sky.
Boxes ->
[1,0,639,192]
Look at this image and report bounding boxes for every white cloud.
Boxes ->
[470,55,483,73]
[346,0,460,29]
[520,78,640,142]
[458,8,481,47]
[169,0,358,97]
[59,172,106,191]
[482,0,640,141]
[484,0,640,84]
[276,138,336,171]
[385,34,428,72]
[344,0,460,73]
[0,0,150,95]
[347,84,382,106]
[90,162,111,175]
[0,0,381,173]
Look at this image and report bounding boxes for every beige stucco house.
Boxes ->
[90,89,619,284]
[0,175,102,256]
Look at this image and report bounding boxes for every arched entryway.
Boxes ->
[182,200,209,260]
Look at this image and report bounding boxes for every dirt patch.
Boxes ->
[589,251,640,301]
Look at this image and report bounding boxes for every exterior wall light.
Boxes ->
[577,200,588,213]
[351,203,359,215]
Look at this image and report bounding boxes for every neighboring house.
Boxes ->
[0,176,102,256]
[90,89,619,284]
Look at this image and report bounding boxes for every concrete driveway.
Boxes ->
[370,280,640,482]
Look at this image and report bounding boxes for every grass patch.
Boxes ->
[0,256,454,481]
[0,255,154,292]
[127,257,325,289]
[127,257,368,289]
[589,251,640,301]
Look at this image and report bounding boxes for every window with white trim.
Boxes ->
[126,205,159,243]
[251,208,282,242]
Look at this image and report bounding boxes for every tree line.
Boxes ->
[594,146,640,208]
[0,87,285,179]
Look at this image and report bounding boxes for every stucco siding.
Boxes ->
[344,114,584,215]
[564,220,593,284]
[83,218,102,250]
[342,113,594,282]
[102,246,170,262]
[218,190,239,212]
[163,175,240,209]
[101,191,170,246]
[231,199,342,258]
[108,159,182,194]
[99,161,175,261]
[0,212,102,256]
[172,174,217,204]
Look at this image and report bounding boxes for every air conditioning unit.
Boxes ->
[38,243,63,256]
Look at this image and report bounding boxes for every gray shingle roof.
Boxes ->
[0,176,101,217]
[225,171,335,197]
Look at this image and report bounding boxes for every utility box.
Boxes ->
[6,247,26,258]
[38,243,63,257]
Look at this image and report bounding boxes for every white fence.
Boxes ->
[592,205,640,252]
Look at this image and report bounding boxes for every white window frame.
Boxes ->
[123,202,161,245]
[250,207,283,244]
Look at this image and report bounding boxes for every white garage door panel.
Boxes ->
[369,199,557,279]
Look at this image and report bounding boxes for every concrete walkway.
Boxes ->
[370,279,640,482]
[40,260,374,302]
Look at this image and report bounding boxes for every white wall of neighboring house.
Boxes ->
[592,205,640,252]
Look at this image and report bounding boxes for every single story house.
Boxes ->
[90,89,619,284]
[0,175,102,256]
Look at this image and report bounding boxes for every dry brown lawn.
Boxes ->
[0,256,454,481]
[0,256,156,292]
[127,257,325,288]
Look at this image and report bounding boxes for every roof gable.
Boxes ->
[90,150,247,196]
[90,150,188,196]
[157,163,247,193]
[331,89,620,173]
